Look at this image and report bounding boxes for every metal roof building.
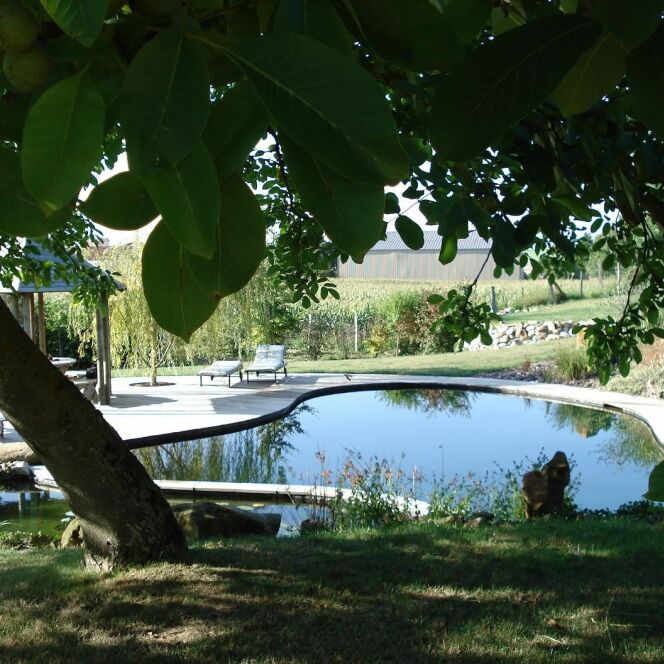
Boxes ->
[337,230,523,281]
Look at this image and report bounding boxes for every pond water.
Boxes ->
[1,389,662,538]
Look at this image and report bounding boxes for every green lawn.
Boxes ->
[502,296,622,324]
[113,338,575,379]
[1,519,662,662]
[287,338,574,376]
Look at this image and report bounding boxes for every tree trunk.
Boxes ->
[150,324,158,387]
[0,298,187,571]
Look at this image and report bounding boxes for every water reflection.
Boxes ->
[546,403,664,468]
[135,406,312,483]
[0,489,68,537]
[378,389,474,417]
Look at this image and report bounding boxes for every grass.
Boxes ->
[501,296,623,323]
[1,519,663,662]
[113,338,575,379]
[286,338,575,376]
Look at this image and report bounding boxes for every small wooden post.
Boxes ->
[353,311,358,353]
[579,271,584,298]
[37,292,46,354]
[490,286,497,313]
[27,293,37,343]
[95,292,112,405]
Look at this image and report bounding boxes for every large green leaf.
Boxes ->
[644,460,664,502]
[122,30,210,176]
[550,32,625,117]
[345,0,462,70]
[439,234,457,264]
[596,0,664,51]
[81,172,158,230]
[0,189,68,237]
[142,222,219,341]
[280,134,384,256]
[187,175,266,298]
[40,0,107,47]
[22,71,105,213]
[430,15,602,162]
[203,82,269,180]
[223,33,408,185]
[442,0,491,44]
[0,145,68,235]
[627,24,664,141]
[275,0,352,55]
[491,0,526,35]
[0,145,21,190]
[142,141,220,258]
[395,215,425,250]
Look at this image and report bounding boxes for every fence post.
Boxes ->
[490,286,497,313]
[579,271,584,298]
[353,311,358,353]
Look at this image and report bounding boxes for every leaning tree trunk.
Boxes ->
[0,298,187,571]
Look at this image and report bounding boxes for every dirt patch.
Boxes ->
[129,382,175,388]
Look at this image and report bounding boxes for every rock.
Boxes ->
[0,443,39,465]
[0,460,33,484]
[433,514,465,525]
[172,501,281,539]
[522,451,571,518]
[60,518,83,548]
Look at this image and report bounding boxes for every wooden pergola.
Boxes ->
[0,244,115,405]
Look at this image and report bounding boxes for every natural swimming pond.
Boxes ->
[1,389,662,538]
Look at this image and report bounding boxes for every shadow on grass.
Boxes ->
[0,520,663,663]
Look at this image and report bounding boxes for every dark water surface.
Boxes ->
[2,389,662,537]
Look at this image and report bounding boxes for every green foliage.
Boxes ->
[81,172,157,231]
[329,451,418,531]
[0,0,661,382]
[142,223,218,342]
[0,529,54,550]
[21,70,104,213]
[644,461,664,502]
[428,450,580,521]
[430,15,601,161]
[551,347,590,381]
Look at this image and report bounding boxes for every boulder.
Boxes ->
[522,451,570,518]
[173,501,281,539]
[0,460,33,484]
[60,518,83,548]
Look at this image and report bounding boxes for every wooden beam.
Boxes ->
[27,293,37,343]
[37,292,46,354]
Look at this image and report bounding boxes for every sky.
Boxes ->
[88,150,433,246]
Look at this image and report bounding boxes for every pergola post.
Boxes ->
[96,291,112,405]
[37,292,46,354]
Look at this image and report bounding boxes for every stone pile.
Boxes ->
[464,320,581,351]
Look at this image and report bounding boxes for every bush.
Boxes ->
[551,347,591,381]
[329,451,419,530]
[0,530,54,549]
[427,450,579,521]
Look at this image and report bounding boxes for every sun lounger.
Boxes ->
[245,345,287,383]
[198,360,243,387]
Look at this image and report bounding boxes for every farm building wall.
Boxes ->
[336,250,523,281]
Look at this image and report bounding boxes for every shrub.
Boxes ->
[0,530,54,549]
[427,450,579,521]
[329,451,419,530]
[551,347,591,381]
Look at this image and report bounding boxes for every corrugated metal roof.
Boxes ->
[369,230,491,253]
[0,241,106,294]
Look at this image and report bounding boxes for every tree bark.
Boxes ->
[150,324,158,387]
[0,298,187,571]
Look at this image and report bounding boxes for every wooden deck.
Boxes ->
[2,373,664,450]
